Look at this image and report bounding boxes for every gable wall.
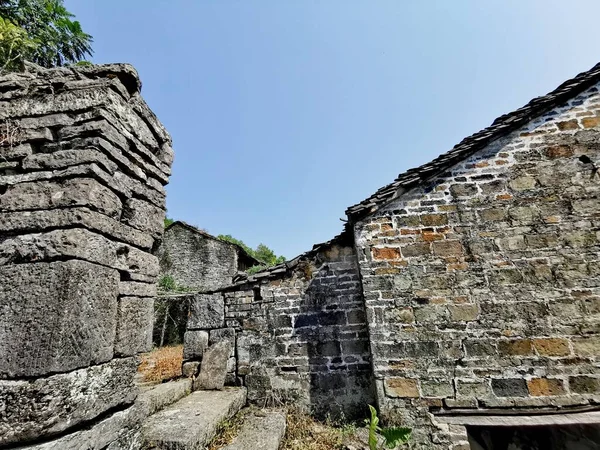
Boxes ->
[157,224,239,291]
[354,83,600,449]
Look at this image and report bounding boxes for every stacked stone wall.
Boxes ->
[182,242,375,419]
[0,64,172,448]
[354,82,600,448]
[157,223,241,291]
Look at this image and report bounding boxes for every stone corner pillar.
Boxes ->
[0,63,173,447]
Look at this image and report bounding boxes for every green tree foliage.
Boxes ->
[164,217,174,228]
[0,16,35,71]
[217,235,286,271]
[0,0,93,70]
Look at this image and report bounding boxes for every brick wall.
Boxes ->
[183,241,375,419]
[0,64,172,448]
[354,82,600,449]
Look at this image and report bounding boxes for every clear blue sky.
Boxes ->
[66,1,600,259]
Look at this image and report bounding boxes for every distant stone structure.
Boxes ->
[0,64,173,448]
[157,221,259,291]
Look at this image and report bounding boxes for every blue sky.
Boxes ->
[66,1,600,259]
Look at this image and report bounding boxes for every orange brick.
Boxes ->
[498,339,534,356]
[422,231,444,242]
[447,262,469,271]
[401,229,421,235]
[582,117,600,128]
[533,338,570,356]
[545,145,574,159]
[381,223,393,231]
[527,378,565,396]
[372,247,401,260]
[556,120,579,131]
[495,159,509,165]
[385,378,420,398]
[496,194,513,200]
[475,161,489,168]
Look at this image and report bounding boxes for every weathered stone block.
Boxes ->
[491,378,528,397]
[0,260,117,378]
[448,304,479,322]
[572,336,600,357]
[210,328,236,357]
[182,361,200,378]
[115,297,153,356]
[527,378,566,397]
[372,247,401,260]
[498,339,534,356]
[384,377,420,398]
[183,330,209,360]
[569,376,600,394]
[122,197,164,236]
[0,357,137,446]
[533,338,571,357]
[188,293,225,329]
[402,242,431,257]
[432,240,464,257]
[0,229,159,276]
[421,380,454,398]
[0,178,122,218]
[195,340,233,390]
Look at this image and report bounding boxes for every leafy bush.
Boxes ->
[365,405,411,449]
[218,234,286,271]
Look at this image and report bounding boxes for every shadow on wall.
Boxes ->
[289,257,375,420]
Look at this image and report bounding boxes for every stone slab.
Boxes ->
[15,401,145,450]
[141,388,247,450]
[0,357,137,446]
[437,411,600,427]
[195,340,233,390]
[210,327,236,357]
[187,293,225,329]
[0,260,117,378]
[222,411,286,450]
[137,379,192,417]
[0,178,122,218]
[115,297,154,356]
[0,207,154,250]
[0,228,159,276]
[183,330,209,360]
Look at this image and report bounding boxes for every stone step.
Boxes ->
[141,387,247,450]
[137,378,192,416]
[222,410,286,450]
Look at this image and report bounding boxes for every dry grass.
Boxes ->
[137,344,183,383]
[281,408,357,450]
[207,408,250,450]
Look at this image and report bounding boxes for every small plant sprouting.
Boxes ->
[365,405,411,450]
[158,274,176,291]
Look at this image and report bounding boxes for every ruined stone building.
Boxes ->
[2,61,600,450]
[157,221,259,291]
[181,63,600,449]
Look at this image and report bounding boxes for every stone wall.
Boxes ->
[0,64,172,448]
[354,82,600,448]
[182,238,375,419]
[157,221,256,291]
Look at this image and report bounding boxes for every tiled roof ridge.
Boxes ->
[345,61,600,220]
